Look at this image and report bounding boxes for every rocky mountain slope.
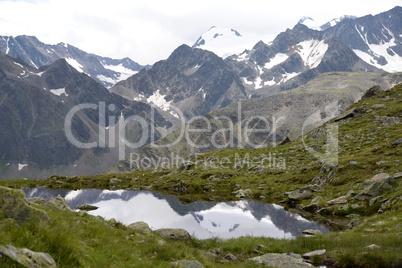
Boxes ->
[225,24,379,97]
[326,6,402,73]
[0,52,170,179]
[110,71,402,172]
[0,35,148,87]
[110,44,247,119]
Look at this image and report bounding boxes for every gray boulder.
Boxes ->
[248,253,313,267]
[154,228,191,240]
[285,184,323,201]
[354,173,396,201]
[0,244,56,268]
[128,221,152,234]
[0,186,48,224]
[326,196,348,205]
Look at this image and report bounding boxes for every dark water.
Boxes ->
[24,187,329,239]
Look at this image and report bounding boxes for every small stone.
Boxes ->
[170,260,205,268]
[393,172,402,179]
[371,104,386,109]
[369,196,380,207]
[75,204,99,211]
[285,190,313,201]
[391,138,402,146]
[349,161,358,165]
[224,253,237,261]
[233,189,252,199]
[364,229,376,233]
[109,178,121,184]
[311,196,323,204]
[302,229,322,236]
[302,249,326,258]
[326,196,347,205]
[365,244,381,250]
[346,190,357,198]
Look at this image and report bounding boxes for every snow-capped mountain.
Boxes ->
[326,6,402,73]
[111,44,247,119]
[192,26,264,59]
[225,24,377,96]
[320,15,357,30]
[297,16,322,30]
[298,15,357,31]
[0,35,148,87]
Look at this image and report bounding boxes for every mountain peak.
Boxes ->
[193,26,242,48]
[297,16,323,30]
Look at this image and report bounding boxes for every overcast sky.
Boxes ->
[0,0,401,65]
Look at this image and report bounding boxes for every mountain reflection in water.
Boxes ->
[24,188,329,239]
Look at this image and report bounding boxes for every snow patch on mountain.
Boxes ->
[263,53,288,69]
[65,57,84,73]
[50,88,68,97]
[147,90,171,111]
[296,39,328,68]
[18,163,28,171]
[101,63,138,81]
[352,24,402,72]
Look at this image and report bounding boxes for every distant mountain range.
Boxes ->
[0,35,149,88]
[0,6,401,179]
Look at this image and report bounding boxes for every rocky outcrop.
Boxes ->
[0,244,56,268]
[154,228,191,240]
[0,186,48,224]
[248,253,313,267]
[354,173,397,201]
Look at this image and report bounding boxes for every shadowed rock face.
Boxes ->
[0,53,171,179]
[0,186,48,224]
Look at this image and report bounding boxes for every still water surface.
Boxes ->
[24,187,329,239]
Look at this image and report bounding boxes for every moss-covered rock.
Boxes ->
[127,221,152,234]
[0,244,56,268]
[0,186,48,224]
[154,228,191,240]
[248,253,312,267]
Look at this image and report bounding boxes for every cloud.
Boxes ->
[0,0,401,64]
